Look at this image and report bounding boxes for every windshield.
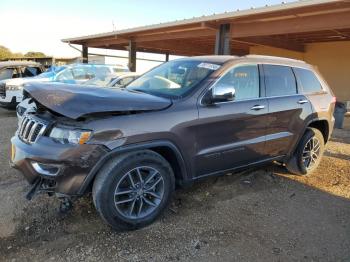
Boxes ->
[127,59,221,98]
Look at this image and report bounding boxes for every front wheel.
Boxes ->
[92,150,175,230]
[286,128,325,176]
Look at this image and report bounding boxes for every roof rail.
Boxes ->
[245,55,306,64]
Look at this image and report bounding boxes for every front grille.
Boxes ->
[18,115,47,143]
[0,83,5,98]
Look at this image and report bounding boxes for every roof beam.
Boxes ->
[85,37,128,48]
[137,40,214,56]
[201,22,219,30]
[231,10,350,38]
[133,29,215,42]
[234,36,305,52]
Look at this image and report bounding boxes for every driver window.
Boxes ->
[214,65,260,100]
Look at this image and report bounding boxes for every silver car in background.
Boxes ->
[84,72,140,88]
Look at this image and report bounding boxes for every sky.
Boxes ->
[0,0,296,72]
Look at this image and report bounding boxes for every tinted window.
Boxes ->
[214,65,260,100]
[0,68,14,80]
[264,65,297,97]
[21,67,41,77]
[294,68,323,93]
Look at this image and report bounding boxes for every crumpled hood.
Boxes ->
[24,82,172,119]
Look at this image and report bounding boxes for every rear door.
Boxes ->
[293,67,334,121]
[195,64,268,176]
[262,64,312,157]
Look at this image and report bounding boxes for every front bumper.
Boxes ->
[10,134,109,197]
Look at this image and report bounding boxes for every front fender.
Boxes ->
[78,140,189,194]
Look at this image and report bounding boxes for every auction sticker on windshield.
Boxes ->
[197,63,221,70]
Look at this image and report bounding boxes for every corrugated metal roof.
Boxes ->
[62,0,341,43]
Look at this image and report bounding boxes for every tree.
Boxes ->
[24,52,46,58]
[0,45,46,60]
[0,45,12,59]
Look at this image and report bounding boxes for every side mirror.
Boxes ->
[205,84,235,104]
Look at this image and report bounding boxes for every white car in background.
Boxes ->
[1,63,129,110]
[0,62,45,108]
[16,69,135,122]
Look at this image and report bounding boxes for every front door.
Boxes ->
[195,64,268,177]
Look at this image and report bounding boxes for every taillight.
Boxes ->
[331,97,336,104]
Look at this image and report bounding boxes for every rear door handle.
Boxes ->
[298,99,309,104]
[251,105,265,111]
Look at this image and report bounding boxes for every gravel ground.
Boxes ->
[0,109,349,262]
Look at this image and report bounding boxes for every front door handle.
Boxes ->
[251,105,265,111]
[298,99,309,104]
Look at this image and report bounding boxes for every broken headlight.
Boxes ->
[49,127,92,145]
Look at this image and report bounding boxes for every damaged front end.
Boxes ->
[10,102,110,202]
[25,177,73,213]
[11,82,172,204]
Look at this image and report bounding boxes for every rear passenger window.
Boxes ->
[293,68,323,94]
[263,65,297,97]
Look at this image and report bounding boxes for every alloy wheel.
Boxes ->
[302,136,321,170]
[114,166,164,219]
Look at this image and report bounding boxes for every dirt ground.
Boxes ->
[0,109,349,262]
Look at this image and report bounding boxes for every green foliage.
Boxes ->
[24,52,46,58]
[0,45,46,60]
[0,45,12,60]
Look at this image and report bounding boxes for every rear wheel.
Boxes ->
[286,128,325,176]
[92,150,175,230]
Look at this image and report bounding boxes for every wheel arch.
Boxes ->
[307,118,330,143]
[286,117,330,161]
[78,140,189,195]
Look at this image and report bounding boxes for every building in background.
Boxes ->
[62,0,350,108]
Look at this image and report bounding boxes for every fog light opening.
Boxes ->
[32,162,60,176]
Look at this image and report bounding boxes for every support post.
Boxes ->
[165,52,170,62]
[128,41,137,72]
[82,45,88,64]
[215,24,231,55]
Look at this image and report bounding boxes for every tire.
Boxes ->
[92,150,175,231]
[286,128,325,176]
